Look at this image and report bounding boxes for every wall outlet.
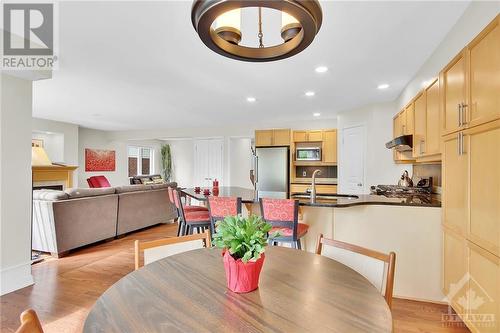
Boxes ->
[302,171,307,177]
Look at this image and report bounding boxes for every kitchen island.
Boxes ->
[182,186,443,302]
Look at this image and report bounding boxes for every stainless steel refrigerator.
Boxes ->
[254,147,289,193]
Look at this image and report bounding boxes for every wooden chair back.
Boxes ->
[315,234,396,309]
[134,230,211,270]
[16,309,44,333]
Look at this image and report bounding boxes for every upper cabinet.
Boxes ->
[426,79,441,155]
[467,17,500,128]
[293,130,323,142]
[440,51,467,135]
[413,92,426,157]
[322,130,337,163]
[441,16,500,136]
[255,129,291,147]
[393,104,415,163]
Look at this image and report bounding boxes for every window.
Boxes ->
[128,146,154,177]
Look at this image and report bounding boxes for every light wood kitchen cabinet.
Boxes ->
[255,130,273,146]
[255,129,290,147]
[394,111,406,137]
[293,130,323,142]
[307,130,323,142]
[467,120,500,257]
[404,103,414,135]
[467,241,500,333]
[322,130,337,163]
[441,51,467,135]
[442,131,468,237]
[467,16,500,129]
[443,227,469,314]
[413,92,426,157]
[290,184,337,194]
[273,129,291,146]
[393,109,415,163]
[293,131,307,142]
[425,78,441,155]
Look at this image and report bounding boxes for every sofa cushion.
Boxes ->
[33,190,69,201]
[150,182,178,190]
[65,187,116,198]
[115,184,151,194]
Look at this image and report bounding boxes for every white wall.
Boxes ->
[0,74,34,295]
[229,137,254,189]
[78,127,163,187]
[337,101,410,193]
[32,118,79,185]
[32,132,65,162]
[165,139,195,188]
[397,1,500,109]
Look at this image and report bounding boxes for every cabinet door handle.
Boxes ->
[420,140,425,155]
[461,103,468,125]
[458,103,462,126]
[457,133,461,155]
[461,132,466,155]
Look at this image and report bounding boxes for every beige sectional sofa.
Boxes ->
[32,183,177,257]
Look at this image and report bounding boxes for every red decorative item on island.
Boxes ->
[222,250,265,293]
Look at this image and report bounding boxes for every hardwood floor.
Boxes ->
[1,223,470,333]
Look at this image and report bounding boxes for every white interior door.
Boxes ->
[341,125,366,194]
[194,139,223,187]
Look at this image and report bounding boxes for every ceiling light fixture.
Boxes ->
[377,83,390,90]
[305,91,315,97]
[313,112,321,117]
[247,97,256,102]
[191,0,323,62]
[315,66,328,73]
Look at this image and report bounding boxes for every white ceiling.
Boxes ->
[33,1,470,131]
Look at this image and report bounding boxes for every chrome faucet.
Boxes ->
[310,169,322,204]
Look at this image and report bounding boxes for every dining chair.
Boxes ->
[174,189,211,236]
[167,186,207,236]
[207,196,242,235]
[259,198,309,249]
[134,230,211,270]
[15,309,44,333]
[315,234,396,309]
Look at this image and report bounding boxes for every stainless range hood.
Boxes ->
[385,135,413,152]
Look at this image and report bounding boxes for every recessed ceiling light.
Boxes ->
[315,66,328,73]
[246,97,256,103]
[313,112,321,117]
[305,91,315,97]
[377,83,390,90]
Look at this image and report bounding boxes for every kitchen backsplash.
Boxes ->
[296,166,337,179]
[413,163,442,189]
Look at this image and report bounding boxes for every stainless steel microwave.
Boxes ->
[296,147,321,161]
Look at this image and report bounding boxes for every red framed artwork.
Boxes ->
[85,149,116,171]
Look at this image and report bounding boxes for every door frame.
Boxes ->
[338,123,367,194]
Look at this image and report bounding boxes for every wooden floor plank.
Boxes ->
[0,223,470,333]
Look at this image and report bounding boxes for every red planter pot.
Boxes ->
[222,250,265,293]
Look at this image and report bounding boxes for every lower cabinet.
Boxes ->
[467,241,499,333]
[443,227,469,314]
[443,227,500,333]
[290,184,337,195]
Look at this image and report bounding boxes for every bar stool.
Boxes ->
[174,189,211,236]
[207,196,242,235]
[259,198,309,249]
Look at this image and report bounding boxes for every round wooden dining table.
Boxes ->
[83,247,392,333]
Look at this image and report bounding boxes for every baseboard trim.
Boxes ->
[0,261,34,296]
[394,295,449,306]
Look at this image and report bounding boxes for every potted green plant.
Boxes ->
[212,215,278,293]
[160,144,172,182]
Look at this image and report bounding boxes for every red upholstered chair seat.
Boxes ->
[87,176,111,188]
[184,211,210,224]
[271,223,309,237]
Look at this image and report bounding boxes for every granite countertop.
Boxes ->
[182,187,441,208]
